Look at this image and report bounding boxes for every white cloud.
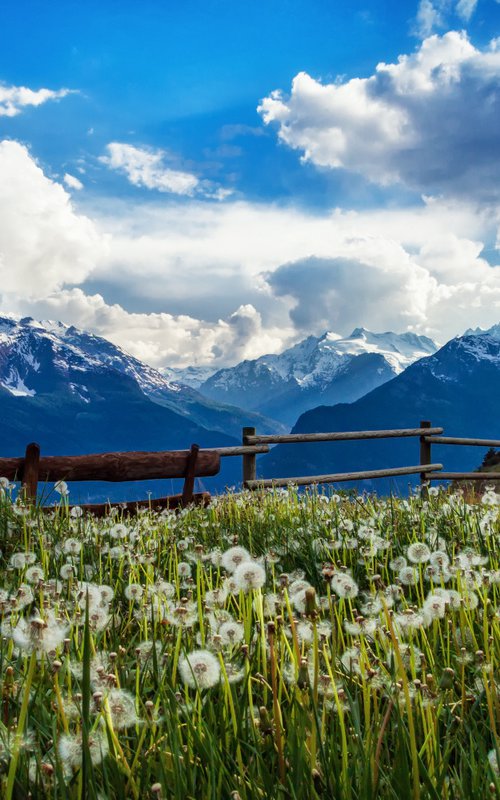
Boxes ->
[0,83,73,117]
[0,141,101,297]
[258,31,500,200]
[100,142,200,196]
[63,173,83,191]
[455,0,478,22]
[2,138,500,368]
[415,1,446,38]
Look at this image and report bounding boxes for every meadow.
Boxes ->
[0,483,498,799]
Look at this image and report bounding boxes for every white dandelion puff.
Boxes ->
[232,561,266,592]
[407,542,431,564]
[220,546,251,574]
[179,649,220,689]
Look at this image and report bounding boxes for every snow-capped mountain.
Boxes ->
[0,315,280,439]
[263,327,500,491]
[463,323,500,342]
[162,365,217,389]
[0,315,287,500]
[198,328,437,425]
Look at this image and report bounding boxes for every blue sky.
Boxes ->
[1,0,500,367]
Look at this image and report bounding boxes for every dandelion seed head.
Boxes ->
[232,560,266,592]
[218,619,245,646]
[407,542,431,564]
[220,546,251,574]
[179,649,220,689]
[398,566,418,586]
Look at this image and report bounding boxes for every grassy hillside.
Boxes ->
[0,486,498,799]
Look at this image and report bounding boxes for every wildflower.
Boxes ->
[124,583,144,601]
[423,593,448,620]
[70,506,83,518]
[218,619,245,646]
[204,587,228,608]
[136,640,162,665]
[58,730,108,770]
[60,563,77,580]
[99,584,115,604]
[331,572,359,599]
[222,662,245,683]
[105,688,140,729]
[407,542,431,564]
[179,649,220,689]
[488,749,500,776]
[10,552,37,569]
[177,562,192,578]
[340,646,362,675]
[429,550,450,569]
[232,560,266,592]
[220,546,251,574]
[54,481,69,497]
[13,584,35,609]
[109,523,129,539]
[398,566,418,586]
[389,556,407,572]
[10,611,69,656]
[63,538,82,556]
[24,565,44,584]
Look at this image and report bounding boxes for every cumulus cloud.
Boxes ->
[258,31,500,200]
[0,83,73,117]
[0,141,101,297]
[12,289,286,368]
[63,173,83,190]
[2,137,500,368]
[100,142,200,196]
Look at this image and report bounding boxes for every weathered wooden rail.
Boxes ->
[3,419,499,514]
[241,421,500,493]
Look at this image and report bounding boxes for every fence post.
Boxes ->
[419,420,431,499]
[242,427,256,487]
[22,442,40,504]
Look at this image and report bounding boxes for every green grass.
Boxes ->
[0,484,498,799]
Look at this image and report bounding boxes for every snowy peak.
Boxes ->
[0,315,183,400]
[463,322,500,342]
[198,327,438,425]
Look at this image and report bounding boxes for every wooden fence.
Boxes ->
[2,421,500,511]
[240,421,500,493]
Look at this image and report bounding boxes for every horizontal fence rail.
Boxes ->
[242,420,500,493]
[244,427,444,446]
[424,436,500,447]
[425,472,500,481]
[3,419,499,514]
[246,464,443,490]
[0,448,220,483]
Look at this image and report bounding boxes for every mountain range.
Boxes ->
[0,315,498,500]
[184,328,437,425]
[0,315,275,500]
[262,326,500,492]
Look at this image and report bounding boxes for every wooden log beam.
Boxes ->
[0,449,220,483]
[245,427,444,445]
[426,472,500,481]
[213,445,270,456]
[245,463,443,489]
[424,436,500,447]
[44,492,212,517]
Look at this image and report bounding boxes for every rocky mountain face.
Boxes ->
[195,328,437,426]
[0,315,273,500]
[261,327,500,493]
